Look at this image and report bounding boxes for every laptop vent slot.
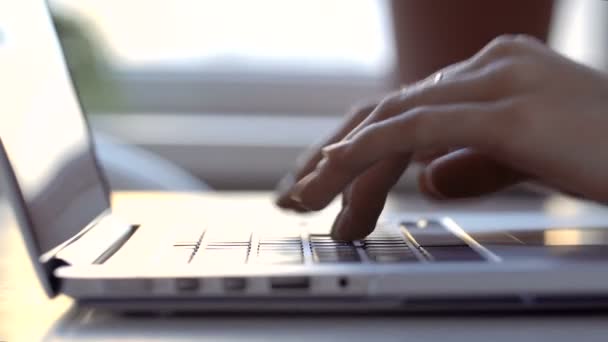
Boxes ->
[270,277,310,291]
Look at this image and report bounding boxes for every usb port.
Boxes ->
[223,277,247,292]
[270,277,310,291]
[175,278,199,293]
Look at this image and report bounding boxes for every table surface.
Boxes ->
[3,191,608,342]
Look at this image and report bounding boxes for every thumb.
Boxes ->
[419,148,528,199]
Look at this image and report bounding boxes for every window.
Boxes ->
[48,0,396,189]
[47,1,608,189]
[49,0,396,115]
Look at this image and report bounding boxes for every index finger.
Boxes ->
[290,101,507,210]
[275,101,378,210]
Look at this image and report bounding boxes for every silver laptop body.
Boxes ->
[3,0,608,313]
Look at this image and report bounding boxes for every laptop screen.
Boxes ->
[0,3,110,255]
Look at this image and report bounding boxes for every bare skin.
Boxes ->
[275,35,608,240]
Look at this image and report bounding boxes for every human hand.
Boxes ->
[276,35,608,240]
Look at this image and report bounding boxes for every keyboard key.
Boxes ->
[309,235,351,242]
[254,246,304,264]
[191,230,253,263]
[312,244,355,249]
[363,238,406,243]
[258,234,303,262]
[309,234,361,263]
[363,237,422,263]
[258,233,302,257]
[365,246,414,253]
[313,248,359,256]
[172,228,205,247]
[249,233,304,265]
[310,240,353,245]
[205,246,250,251]
[259,240,302,245]
[310,245,356,251]
[205,242,250,247]
[313,250,359,261]
[258,249,302,255]
[364,247,414,254]
[258,245,302,251]
[363,242,409,247]
[173,242,200,247]
[368,253,418,263]
[313,253,360,263]
[313,249,358,256]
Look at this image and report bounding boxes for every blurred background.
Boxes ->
[46,0,608,191]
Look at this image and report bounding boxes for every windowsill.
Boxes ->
[102,68,394,115]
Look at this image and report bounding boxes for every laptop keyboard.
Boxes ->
[309,235,360,263]
[255,233,304,264]
[170,219,486,265]
[363,231,420,263]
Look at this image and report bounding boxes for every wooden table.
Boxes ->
[2,191,608,342]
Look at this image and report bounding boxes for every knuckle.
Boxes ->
[490,57,539,89]
[486,35,521,57]
[483,34,538,61]
[441,59,472,77]
[512,34,543,46]
[492,34,521,45]
[377,80,443,123]
[408,105,434,120]
[372,93,404,120]
[487,99,529,153]
[355,123,384,149]
[505,98,533,128]
[324,151,347,169]
[379,93,402,111]
[347,100,378,121]
[406,107,436,147]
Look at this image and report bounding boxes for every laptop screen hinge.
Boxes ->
[41,256,70,295]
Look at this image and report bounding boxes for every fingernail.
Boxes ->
[321,140,351,158]
[314,157,329,171]
[289,173,316,204]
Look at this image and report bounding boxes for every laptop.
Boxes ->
[3,0,608,313]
